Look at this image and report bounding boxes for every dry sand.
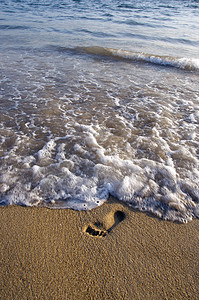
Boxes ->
[0,197,198,300]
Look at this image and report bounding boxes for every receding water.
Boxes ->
[0,0,199,222]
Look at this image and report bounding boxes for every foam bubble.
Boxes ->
[37,140,56,162]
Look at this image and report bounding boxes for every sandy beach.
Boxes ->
[0,197,198,300]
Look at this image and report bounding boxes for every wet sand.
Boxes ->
[0,197,198,299]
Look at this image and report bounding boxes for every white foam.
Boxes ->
[32,165,43,178]
[0,183,9,193]
[109,48,199,71]
[1,124,198,222]
[0,48,199,223]
[37,140,56,161]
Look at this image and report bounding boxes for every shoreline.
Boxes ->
[0,197,198,299]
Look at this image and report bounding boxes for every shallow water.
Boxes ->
[0,0,199,222]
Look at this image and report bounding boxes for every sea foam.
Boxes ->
[0,45,199,223]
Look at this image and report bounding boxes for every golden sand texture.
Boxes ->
[0,197,198,300]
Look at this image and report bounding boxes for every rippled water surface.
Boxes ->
[0,0,199,222]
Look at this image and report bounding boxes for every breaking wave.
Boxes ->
[72,46,199,71]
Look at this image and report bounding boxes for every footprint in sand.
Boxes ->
[84,210,126,237]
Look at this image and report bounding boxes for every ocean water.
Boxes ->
[0,0,199,223]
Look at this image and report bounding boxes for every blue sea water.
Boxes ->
[0,0,199,222]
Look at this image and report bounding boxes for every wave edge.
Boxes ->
[73,46,199,71]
